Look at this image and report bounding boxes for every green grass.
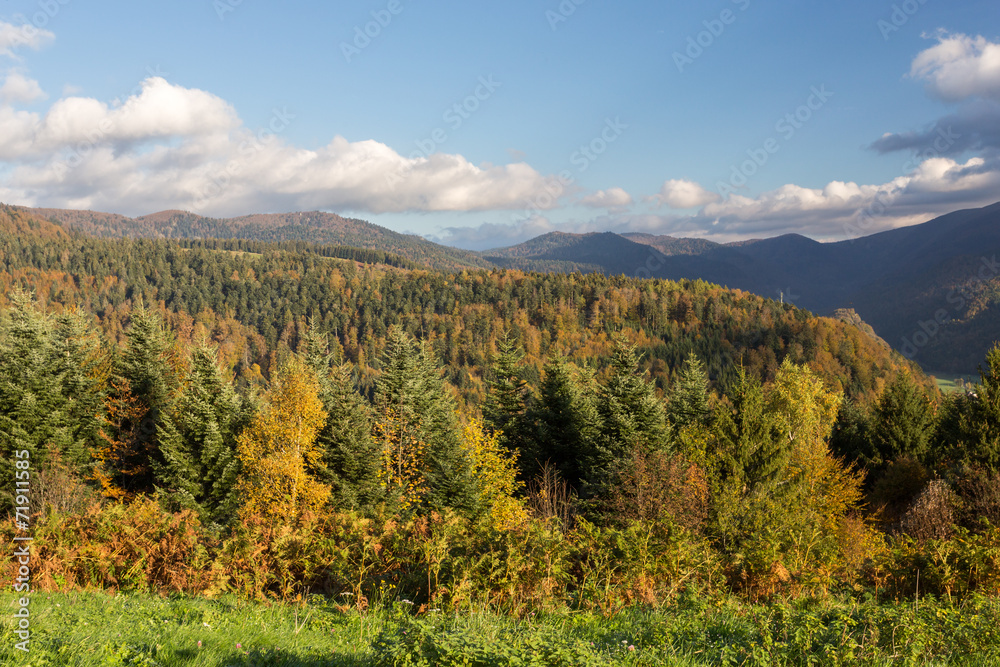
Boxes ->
[3,591,1000,666]
[927,370,979,393]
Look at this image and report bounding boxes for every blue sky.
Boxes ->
[0,0,998,249]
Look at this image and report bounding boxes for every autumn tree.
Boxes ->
[236,356,330,524]
[461,417,528,531]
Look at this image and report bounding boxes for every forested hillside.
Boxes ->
[30,206,490,271]
[4,203,1000,657]
[1,206,917,407]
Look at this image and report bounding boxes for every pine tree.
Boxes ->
[301,326,379,511]
[98,302,180,496]
[870,371,934,466]
[375,327,477,513]
[483,332,529,436]
[593,337,669,491]
[154,343,246,527]
[0,292,105,513]
[525,357,601,493]
[667,352,711,431]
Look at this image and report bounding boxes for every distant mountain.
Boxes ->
[21,201,1000,373]
[28,207,490,272]
[484,203,1000,373]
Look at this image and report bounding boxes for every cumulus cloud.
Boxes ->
[0,21,54,58]
[0,77,567,217]
[0,71,44,104]
[581,187,632,209]
[910,32,1000,101]
[436,156,1000,247]
[648,179,720,209]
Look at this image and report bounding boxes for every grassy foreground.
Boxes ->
[2,591,1000,666]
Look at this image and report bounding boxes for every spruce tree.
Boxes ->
[0,292,105,513]
[301,326,379,512]
[100,301,180,495]
[595,337,669,487]
[483,332,529,435]
[870,372,934,467]
[154,343,245,527]
[711,368,788,497]
[525,357,601,493]
[375,327,477,513]
[666,352,711,430]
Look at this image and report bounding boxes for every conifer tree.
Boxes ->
[301,326,379,511]
[526,357,601,493]
[483,332,529,435]
[154,343,246,527]
[98,302,180,496]
[375,327,477,513]
[870,371,934,467]
[594,337,668,490]
[711,367,788,499]
[0,292,105,513]
[936,343,1000,471]
[667,352,712,430]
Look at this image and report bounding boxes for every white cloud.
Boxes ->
[648,179,720,209]
[581,187,632,209]
[0,21,54,58]
[436,156,1000,247]
[0,71,45,104]
[0,76,567,217]
[910,32,1000,101]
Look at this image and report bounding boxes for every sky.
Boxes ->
[0,0,998,250]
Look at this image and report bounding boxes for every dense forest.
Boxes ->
[3,203,1000,646]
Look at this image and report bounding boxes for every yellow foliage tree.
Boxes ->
[768,359,878,583]
[375,406,428,512]
[236,357,330,524]
[461,417,528,531]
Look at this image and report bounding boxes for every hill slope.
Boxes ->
[487,202,1000,373]
[28,207,490,271]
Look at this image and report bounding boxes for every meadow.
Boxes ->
[4,590,1000,666]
